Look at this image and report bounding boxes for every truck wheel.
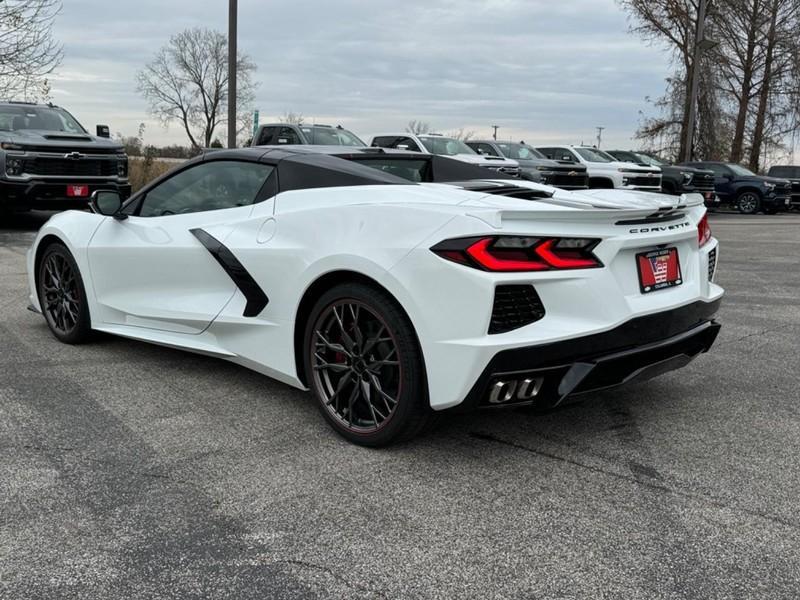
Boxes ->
[736,192,761,215]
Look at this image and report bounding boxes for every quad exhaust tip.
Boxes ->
[488,377,544,405]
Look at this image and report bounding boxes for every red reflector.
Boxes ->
[698,214,712,247]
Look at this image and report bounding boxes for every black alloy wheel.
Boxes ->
[37,243,92,344]
[737,191,761,215]
[304,283,429,446]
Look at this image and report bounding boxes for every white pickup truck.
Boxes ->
[369,132,521,178]
[536,144,662,191]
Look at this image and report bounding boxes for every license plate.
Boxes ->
[636,248,682,294]
[66,185,89,197]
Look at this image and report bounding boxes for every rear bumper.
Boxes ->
[454,299,721,411]
[0,179,131,212]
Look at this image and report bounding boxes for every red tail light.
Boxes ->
[431,236,603,272]
[698,214,712,247]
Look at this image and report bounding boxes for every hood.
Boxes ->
[449,153,519,167]
[659,165,714,177]
[743,175,791,185]
[608,161,661,174]
[0,129,125,153]
[515,157,586,171]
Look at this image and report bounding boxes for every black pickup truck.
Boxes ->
[607,150,718,205]
[681,161,791,214]
[767,165,800,209]
[0,101,130,215]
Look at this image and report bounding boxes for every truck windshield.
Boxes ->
[496,143,544,160]
[729,164,756,176]
[635,153,666,167]
[419,136,475,156]
[575,147,614,163]
[299,126,364,146]
[0,105,86,134]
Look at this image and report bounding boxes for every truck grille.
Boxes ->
[22,157,118,177]
[774,182,791,199]
[489,285,546,334]
[625,174,662,188]
[692,174,715,193]
[546,169,589,189]
[791,181,800,204]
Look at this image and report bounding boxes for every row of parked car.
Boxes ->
[253,122,800,215]
[0,99,797,217]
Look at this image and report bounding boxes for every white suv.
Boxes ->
[536,145,662,191]
[369,133,521,177]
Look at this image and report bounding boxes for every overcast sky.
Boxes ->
[49,0,671,149]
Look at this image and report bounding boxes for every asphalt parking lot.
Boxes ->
[1,210,799,599]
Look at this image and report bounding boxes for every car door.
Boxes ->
[87,158,276,334]
[701,163,733,200]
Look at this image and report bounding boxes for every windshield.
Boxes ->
[496,143,544,160]
[574,147,614,163]
[300,126,364,146]
[0,105,86,134]
[635,153,666,167]
[419,136,476,156]
[729,164,756,176]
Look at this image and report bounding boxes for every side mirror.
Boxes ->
[91,190,126,219]
[96,124,110,138]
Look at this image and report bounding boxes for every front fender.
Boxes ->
[27,210,107,312]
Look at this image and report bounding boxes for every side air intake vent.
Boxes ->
[489,285,545,334]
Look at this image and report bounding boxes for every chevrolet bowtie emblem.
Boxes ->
[64,152,84,160]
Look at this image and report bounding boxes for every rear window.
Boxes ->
[347,157,429,182]
[768,166,800,178]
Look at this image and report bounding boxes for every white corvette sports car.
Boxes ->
[27,147,723,446]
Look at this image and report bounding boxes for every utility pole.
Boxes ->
[492,125,499,140]
[227,0,238,149]
[683,0,711,163]
[595,127,605,148]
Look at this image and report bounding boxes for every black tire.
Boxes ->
[736,191,761,215]
[303,282,430,446]
[37,242,92,344]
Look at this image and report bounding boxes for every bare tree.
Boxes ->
[620,0,800,165]
[0,0,63,101]
[617,0,701,160]
[137,28,257,150]
[406,120,431,134]
[447,127,476,141]
[280,111,304,124]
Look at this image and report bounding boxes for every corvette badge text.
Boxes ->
[629,222,691,234]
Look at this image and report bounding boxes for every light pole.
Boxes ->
[227,0,238,149]
[595,126,605,148]
[683,0,715,163]
[492,125,499,140]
